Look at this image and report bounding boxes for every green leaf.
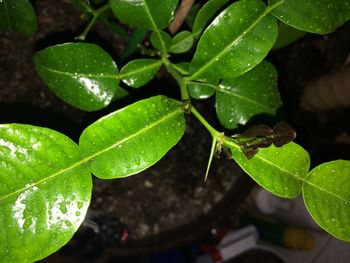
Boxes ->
[150,31,172,52]
[216,61,282,129]
[120,59,162,88]
[170,62,190,75]
[269,0,350,34]
[0,124,92,262]
[192,0,230,38]
[79,95,185,179]
[226,141,310,198]
[0,0,37,37]
[303,160,350,241]
[169,31,194,54]
[34,43,120,112]
[272,21,307,50]
[110,0,178,30]
[103,20,129,40]
[121,28,149,61]
[188,82,215,100]
[189,0,278,82]
[67,0,92,12]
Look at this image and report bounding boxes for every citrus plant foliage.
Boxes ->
[1,0,350,261]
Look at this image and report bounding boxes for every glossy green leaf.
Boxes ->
[34,43,120,112]
[269,0,350,34]
[192,0,230,38]
[272,21,307,50]
[0,124,92,262]
[216,61,281,129]
[189,0,278,82]
[150,31,172,52]
[171,62,190,75]
[110,0,178,30]
[79,95,185,179]
[303,160,350,241]
[226,141,310,198]
[169,31,194,54]
[120,59,162,88]
[0,0,37,37]
[188,82,215,100]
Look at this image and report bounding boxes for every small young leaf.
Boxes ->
[150,31,172,52]
[169,31,194,54]
[0,124,92,262]
[216,61,282,129]
[120,59,162,88]
[189,0,278,82]
[0,0,37,37]
[303,160,350,241]
[110,0,178,30]
[67,0,92,12]
[171,62,190,75]
[34,43,120,112]
[192,0,231,38]
[226,141,310,198]
[188,82,215,100]
[269,0,350,34]
[79,95,185,179]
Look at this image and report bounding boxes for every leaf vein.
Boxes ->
[36,64,118,80]
[226,141,349,202]
[189,0,284,80]
[0,108,182,203]
[119,61,162,78]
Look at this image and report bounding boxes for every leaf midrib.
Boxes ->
[220,88,274,112]
[170,33,193,51]
[203,82,275,112]
[119,60,162,78]
[35,63,119,79]
[226,141,349,203]
[227,141,301,181]
[0,108,182,203]
[189,0,284,81]
[142,0,167,54]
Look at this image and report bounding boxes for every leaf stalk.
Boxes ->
[75,3,111,41]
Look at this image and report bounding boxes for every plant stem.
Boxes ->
[162,58,230,147]
[75,3,110,41]
[162,58,226,143]
[168,0,195,34]
[190,106,221,138]
[162,56,190,100]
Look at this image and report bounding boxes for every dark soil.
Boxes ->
[1,0,350,262]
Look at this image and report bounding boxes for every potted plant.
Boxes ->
[0,0,350,262]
